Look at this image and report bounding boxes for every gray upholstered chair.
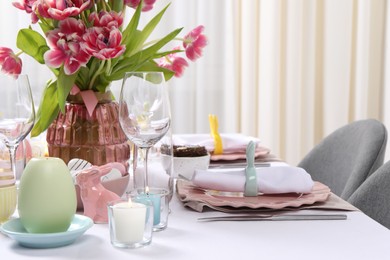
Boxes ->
[348,161,390,229]
[297,119,387,200]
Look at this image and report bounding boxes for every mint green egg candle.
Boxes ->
[18,157,77,233]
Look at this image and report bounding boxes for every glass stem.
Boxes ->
[8,144,19,183]
[132,144,138,190]
[141,147,150,193]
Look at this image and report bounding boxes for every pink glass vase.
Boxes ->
[46,91,130,168]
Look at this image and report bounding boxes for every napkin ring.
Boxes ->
[244,141,258,196]
[208,114,223,155]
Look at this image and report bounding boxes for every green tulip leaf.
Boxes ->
[31,80,59,137]
[17,29,49,64]
[57,67,78,113]
[110,0,124,12]
[122,2,141,45]
[124,3,171,57]
[109,28,182,81]
[136,61,175,81]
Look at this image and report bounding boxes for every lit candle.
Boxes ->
[138,187,161,226]
[112,198,146,243]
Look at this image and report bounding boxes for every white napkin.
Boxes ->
[192,166,314,194]
[172,133,261,153]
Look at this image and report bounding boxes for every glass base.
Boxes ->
[111,237,152,249]
[152,222,168,232]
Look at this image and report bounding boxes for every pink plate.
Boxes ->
[210,147,270,161]
[177,179,331,210]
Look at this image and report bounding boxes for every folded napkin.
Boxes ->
[172,133,270,160]
[192,166,314,194]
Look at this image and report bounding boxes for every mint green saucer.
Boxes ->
[0,214,93,248]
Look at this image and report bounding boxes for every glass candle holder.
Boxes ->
[108,197,153,248]
[0,185,17,223]
[132,187,170,232]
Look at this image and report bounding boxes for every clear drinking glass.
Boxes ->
[0,74,35,184]
[108,197,154,248]
[132,128,174,199]
[119,72,171,192]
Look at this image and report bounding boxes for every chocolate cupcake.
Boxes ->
[161,144,208,157]
[160,144,210,180]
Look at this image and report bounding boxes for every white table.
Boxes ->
[1,194,390,260]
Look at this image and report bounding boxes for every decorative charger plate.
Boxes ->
[0,214,93,248]
[177,179,331,210]
[210,147,270,161]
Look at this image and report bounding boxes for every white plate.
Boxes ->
[0,214,93,248]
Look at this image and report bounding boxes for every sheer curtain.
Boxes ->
[162,0,388,165]
[1,0,388,165]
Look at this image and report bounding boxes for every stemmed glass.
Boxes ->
[119,72,171,192]
[0,74,35,183]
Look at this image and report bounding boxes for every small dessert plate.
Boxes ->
[0,214,93,248]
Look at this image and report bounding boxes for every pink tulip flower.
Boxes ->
[35,0,91,20]
[0,47,22,78]
[124,0,156,12]
[158,52,189,77]
[89,11,124,28]
[44,18,91,75]
[12,0,39,23]
[183,25,207,61]
[82,27,126,60]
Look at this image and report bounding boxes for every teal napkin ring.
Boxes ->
[244,141,258,197]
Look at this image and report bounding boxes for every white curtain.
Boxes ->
[1,0,388,166]
[164,0,388,165]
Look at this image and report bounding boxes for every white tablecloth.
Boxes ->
[1,193,390,260]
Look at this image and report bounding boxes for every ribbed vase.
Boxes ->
[46,91,130,168]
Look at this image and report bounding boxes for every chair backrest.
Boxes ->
[348,160,390,229]
[298,119,387,200]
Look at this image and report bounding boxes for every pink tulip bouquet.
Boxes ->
[0,0,207,137]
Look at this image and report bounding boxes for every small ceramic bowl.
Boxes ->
[75,174,129,209]
[171,154,210,180]
[0,185,17,223]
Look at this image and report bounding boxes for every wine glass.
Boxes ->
[0,74,35,184]
[119,72,171,192]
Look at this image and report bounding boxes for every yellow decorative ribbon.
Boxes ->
[208,114,223,155]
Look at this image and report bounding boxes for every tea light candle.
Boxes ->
[139,188,161,226]
[148,193,161,226]
[112,198,146,243]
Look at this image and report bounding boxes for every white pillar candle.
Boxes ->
[112,199,146,243]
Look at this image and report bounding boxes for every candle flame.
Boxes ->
[128,197,132,207]
[44,145,49,157]
[145,186,150,195]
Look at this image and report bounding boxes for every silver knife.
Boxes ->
[197,214,347,222]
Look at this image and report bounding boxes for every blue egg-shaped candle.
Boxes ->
[18,157,77,233]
